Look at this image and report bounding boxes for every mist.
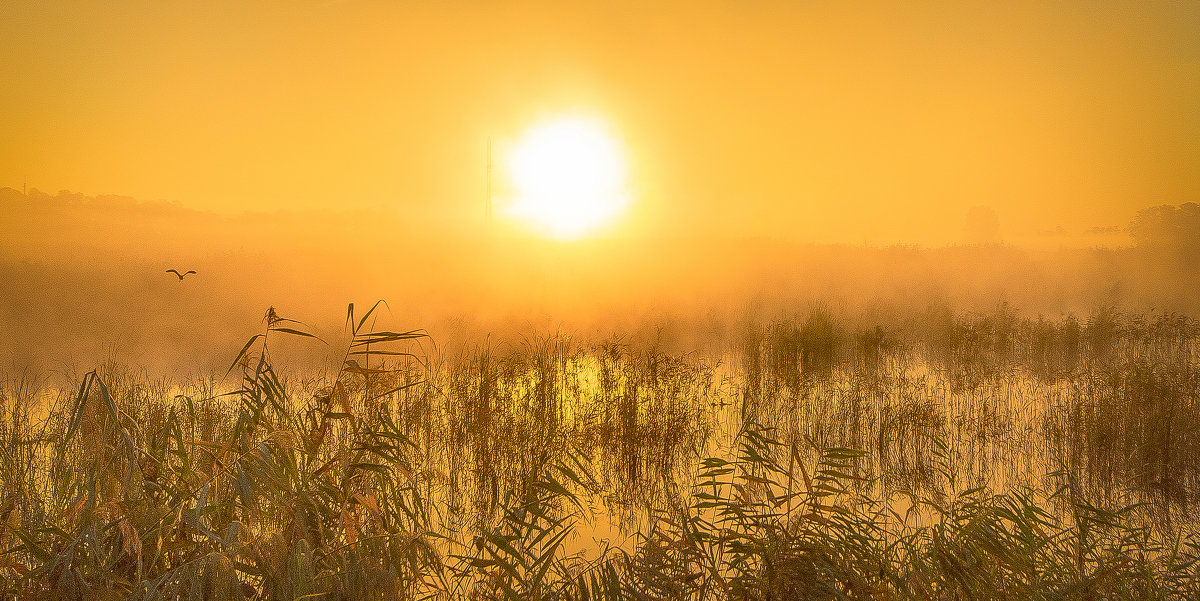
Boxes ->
[2,186,1195,376]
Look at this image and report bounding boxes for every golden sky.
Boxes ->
[2,0,1197,244]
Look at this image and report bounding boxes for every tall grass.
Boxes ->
[1,303,1198,598]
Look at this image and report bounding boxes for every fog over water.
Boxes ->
[3,4,1200,596]
[2,187,1196,377]
[4,1,1196,380]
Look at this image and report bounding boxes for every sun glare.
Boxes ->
[505,117,630,239]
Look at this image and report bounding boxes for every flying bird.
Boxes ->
[166,269,197,280]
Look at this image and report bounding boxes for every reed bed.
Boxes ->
[1,303,1198,599]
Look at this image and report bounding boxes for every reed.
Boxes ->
[1,303,1198,599]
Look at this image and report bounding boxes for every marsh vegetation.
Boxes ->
[2,302,1199,599]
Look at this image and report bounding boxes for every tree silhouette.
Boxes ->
[1129,202,1200,250]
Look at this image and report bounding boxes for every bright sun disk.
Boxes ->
[505,117,630,239]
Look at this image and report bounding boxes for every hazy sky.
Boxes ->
[3,0,1198,243]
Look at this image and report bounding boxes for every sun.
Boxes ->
[504,117,631,239]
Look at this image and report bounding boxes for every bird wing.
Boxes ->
[185,270,197,275]
[166,269,181,276]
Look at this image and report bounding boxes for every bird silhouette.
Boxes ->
[166,269,197,280]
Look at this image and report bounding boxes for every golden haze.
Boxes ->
[1,1,1198,371]
[2,1,1197,243]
